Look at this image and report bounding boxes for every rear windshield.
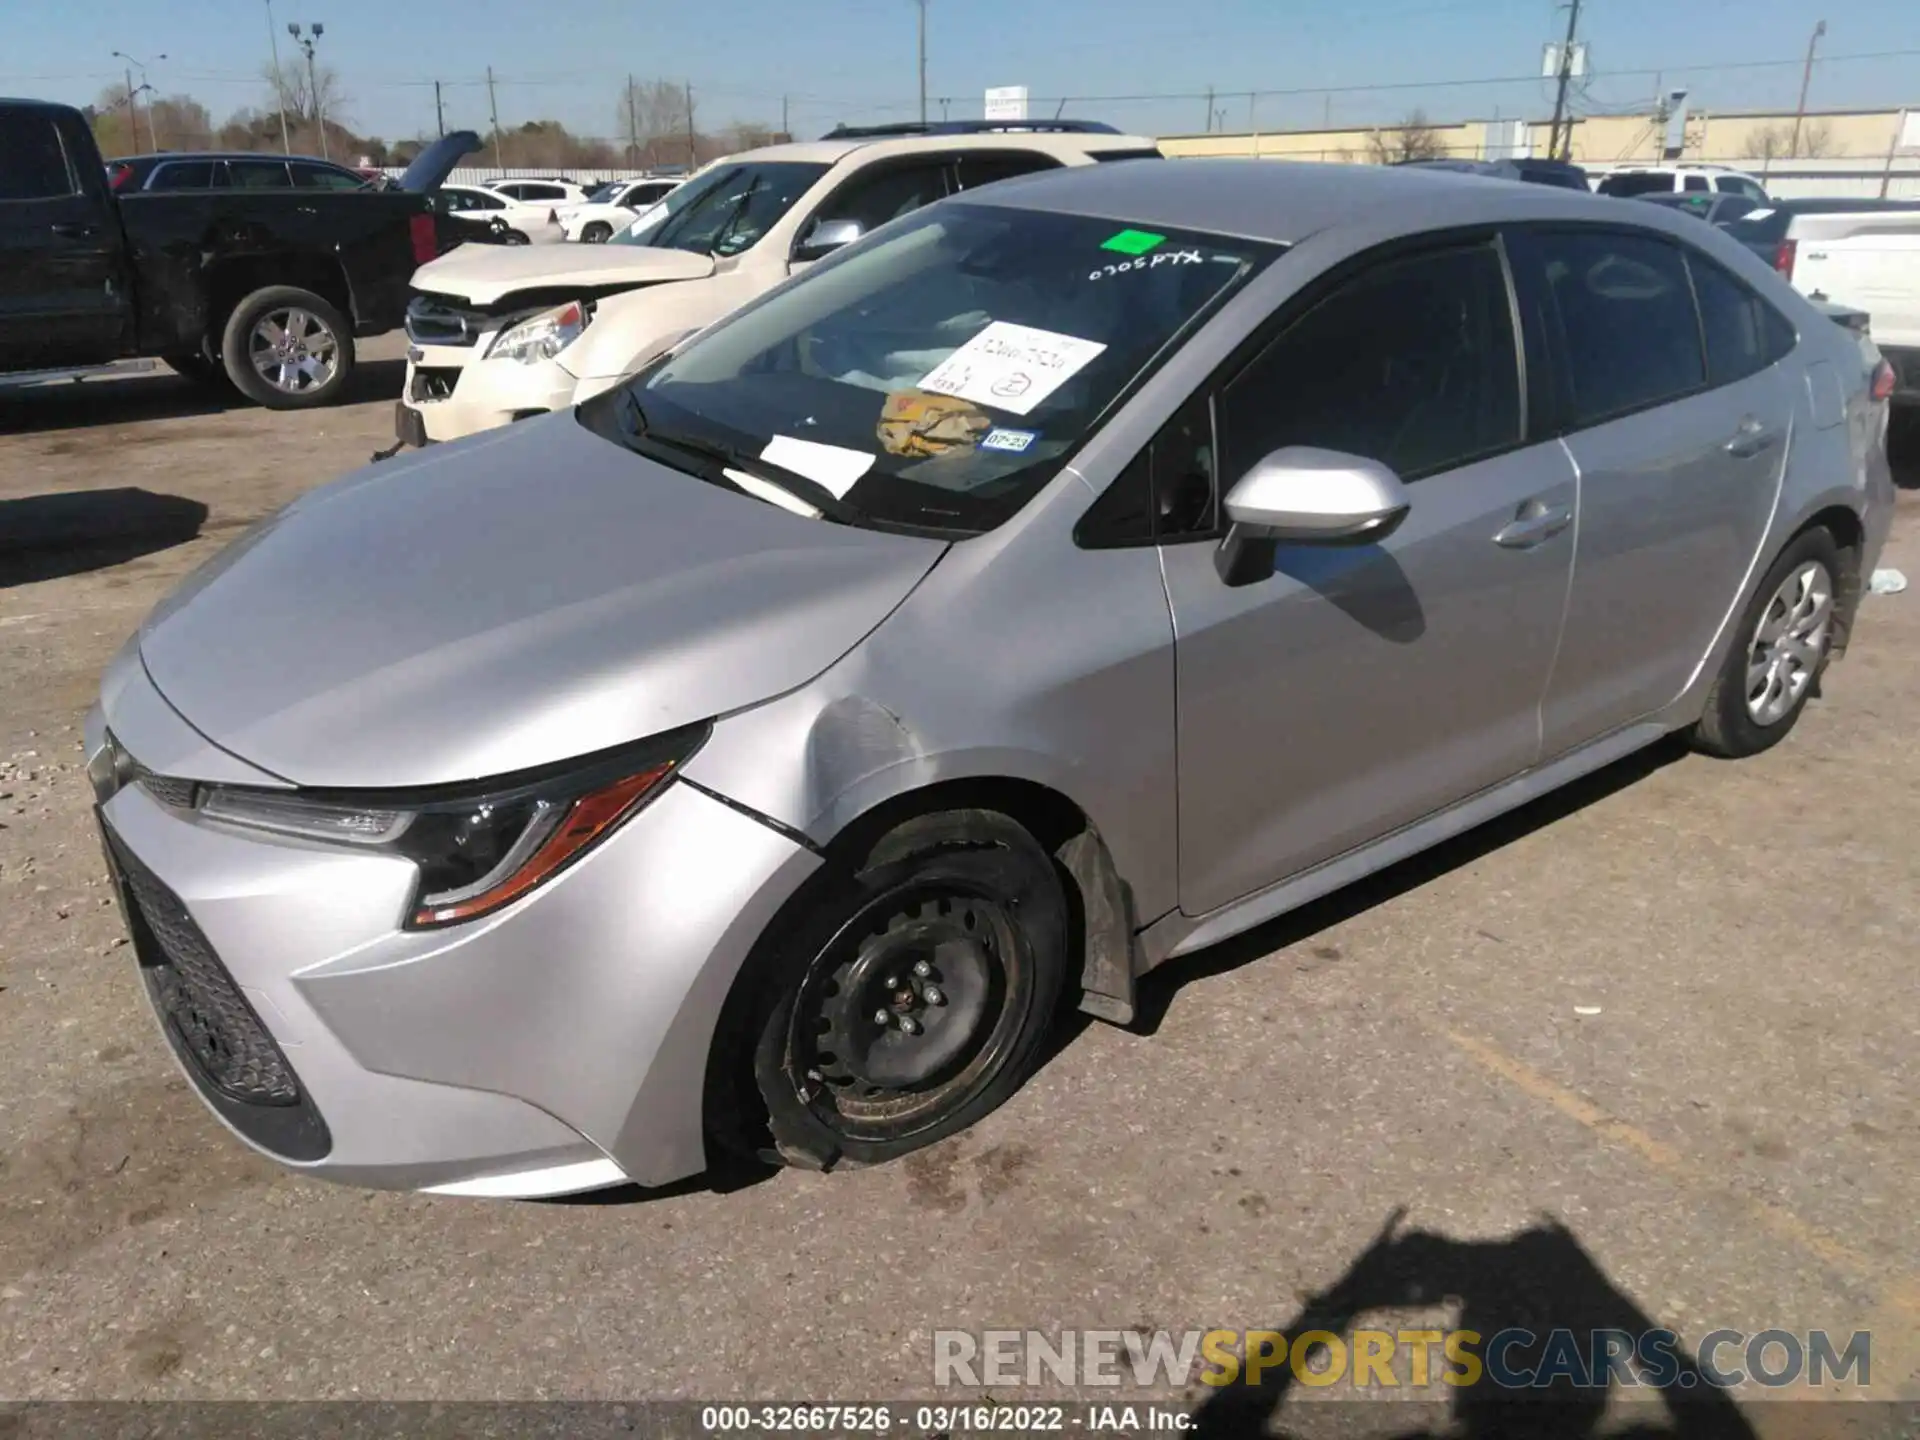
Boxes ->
[589,204,1279,534]
[1597,173,1675,197]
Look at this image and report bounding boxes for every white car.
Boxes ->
[396,124,1165,445]
[562,178,683,243]
[438,183,569,245]
[1593,164,1770,202]
[1722,198,1920,406]
[488,176,591,209]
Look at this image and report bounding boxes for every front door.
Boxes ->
[1513,228,1795,756]
[1162,239,1577,917]
[0,108,128,370]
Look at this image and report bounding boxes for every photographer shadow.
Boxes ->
[1190,1210,1757,1440]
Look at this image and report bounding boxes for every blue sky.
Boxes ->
[7,0,1918,144]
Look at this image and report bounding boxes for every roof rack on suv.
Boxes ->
[819,119,1121,140]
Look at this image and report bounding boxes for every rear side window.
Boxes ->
[292,163,365,190]
[0,114,78,200]
[1723,177,1768,201]
[227,159,293,189]
[1598,173,1674,198]
[1688,254,1786,385]
[953,153,1061,191]
[1218,242,1523,482]
[1092,148,1165,163]
[1683,174,1710,193]
[1535,230,1705,425]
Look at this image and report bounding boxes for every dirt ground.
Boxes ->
[2,337,1917,1432]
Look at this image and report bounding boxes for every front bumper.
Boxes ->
[89,702,820,1196]
[400,341,580,444]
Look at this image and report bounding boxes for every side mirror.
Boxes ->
[794,217,864,264]
[1216,447,1411,586]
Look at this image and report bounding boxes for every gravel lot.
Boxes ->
[2,338,1916,1429]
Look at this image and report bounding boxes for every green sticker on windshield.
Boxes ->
[1101,229,1167,256]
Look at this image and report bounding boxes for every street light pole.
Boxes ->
[916,0,928,126]
[288,22,329,160]
[265,0,293,154]
[111,52,166,152]
[1789,19,1828,159]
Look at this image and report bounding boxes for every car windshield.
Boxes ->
[608,161,829,256]
[586,203,1278,534]
[585,181,620,203]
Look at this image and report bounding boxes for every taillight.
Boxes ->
[1774,238,1797,279]
[1871,359,1896,403]
[106,163,134,191]
[409,212,439,264]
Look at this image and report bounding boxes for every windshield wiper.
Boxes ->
[617,404,865,525]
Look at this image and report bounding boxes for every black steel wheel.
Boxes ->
[725,809,1070,1171]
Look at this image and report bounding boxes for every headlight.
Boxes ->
[195,725,706,929]
[487,300,593,364]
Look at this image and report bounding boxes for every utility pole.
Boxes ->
[434,80,445,139]
[288,22,328,159]
[916,0,928,126]
[265,0,292,153]
[1546,0,1583,162]
[627,76,641,165]
[685,82,698,168]
[781,94,790,142]
[486,65,503,167]
[113,52,165,152]
[1789,19,1828,159]
[1204,85,1215,134]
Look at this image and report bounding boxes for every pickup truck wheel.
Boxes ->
[220,286,355,410]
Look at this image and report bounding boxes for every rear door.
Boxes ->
[0,107,128,369]
[1515,226,1793,756]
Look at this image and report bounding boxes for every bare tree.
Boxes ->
[718,121,784,154]
[1747,119,1840,161]
[89,82,143,157]
[1365,110,1449,164]
[615,78,697,167]
[146,95,215,150]
[262,59,348,130]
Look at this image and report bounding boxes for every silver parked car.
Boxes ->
[87,161,1894,1197]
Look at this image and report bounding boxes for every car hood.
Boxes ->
[398,130,482,193]
[136,414,946,789]
[409,242,716,305]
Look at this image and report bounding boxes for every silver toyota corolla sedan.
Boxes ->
[87,160,1894,1197]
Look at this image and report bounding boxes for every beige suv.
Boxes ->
[397,123,1162,445]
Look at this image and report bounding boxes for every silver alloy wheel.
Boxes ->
[1746,559,1834,726]
[249,308,340,394]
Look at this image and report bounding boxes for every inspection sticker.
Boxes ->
[1101,228,1167,255]
[980,427,1040,454]
[916,322,1108,418]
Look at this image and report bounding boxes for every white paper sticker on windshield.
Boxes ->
[759,436,874,498]
[916,322,1108,417]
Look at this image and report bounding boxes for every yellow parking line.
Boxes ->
[1443,1027,1920,1389]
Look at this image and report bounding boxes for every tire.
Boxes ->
[716,809,1070,1172]
[503,229,530,246]
[1690,526,1843,758]
[219,286,355,410]
[581,221,613,244]
[163,349,231,390]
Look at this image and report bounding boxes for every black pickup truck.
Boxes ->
[0,98,486,409]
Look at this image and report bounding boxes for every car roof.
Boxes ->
[1770,197,1920,213]
[719,131,1159,169]
[109,151,349,168]
[955,157,1645,245]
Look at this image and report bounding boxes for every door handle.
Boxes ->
[50,221,99,239]
[1492,500,1573,549]
[1724,417,1780,458]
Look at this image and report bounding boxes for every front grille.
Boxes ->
[409,365,460,403]
[108,832,298,1105]
[404,293,484,347]
[135,771,198,810]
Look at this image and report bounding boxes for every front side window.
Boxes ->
[226,159,293,189]
[808,161,951,240]
[593,205,1276,533]
[953,152,1061,191]
[612,161,830,256]
[0,115,77,200]
[445,188,504,212]
[1217,242,1522,485]
[1534,229,1705,426]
